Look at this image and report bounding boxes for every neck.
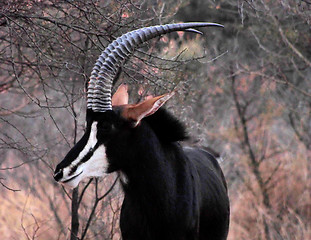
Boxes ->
[123,126,177,205]
[106,122,198,239]
[107,122,180,218]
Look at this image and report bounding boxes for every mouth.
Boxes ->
[62,171,83,183]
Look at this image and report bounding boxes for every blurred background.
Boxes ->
[0,0,310,239]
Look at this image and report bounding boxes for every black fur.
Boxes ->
[144,108,189,142]
[90,107,230,240]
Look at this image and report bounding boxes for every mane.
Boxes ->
[143,108,188,143]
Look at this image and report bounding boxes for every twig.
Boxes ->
[0,177,21,192]
[80,176,119,240]
[78,178,93,206]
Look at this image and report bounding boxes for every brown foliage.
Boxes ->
[0,0,310,239]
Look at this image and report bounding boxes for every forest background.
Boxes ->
[0,0,310,239]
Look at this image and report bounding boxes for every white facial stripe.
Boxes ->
[70,122,98,168]
[82,145,108,177]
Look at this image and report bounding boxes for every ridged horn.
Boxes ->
[87,22,224,112]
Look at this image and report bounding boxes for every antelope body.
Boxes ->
[54,23,230,240]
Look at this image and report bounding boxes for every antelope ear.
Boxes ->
[112,84,129,106]
[123,91,175,127]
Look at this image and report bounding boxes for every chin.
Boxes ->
[62,177,82,188]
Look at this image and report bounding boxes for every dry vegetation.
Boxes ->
[0,0,310,239]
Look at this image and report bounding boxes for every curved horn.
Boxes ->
[87,22,224,112]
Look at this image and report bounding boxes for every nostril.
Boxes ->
[54,170,63,182]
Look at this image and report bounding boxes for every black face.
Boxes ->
[53,109,132,187]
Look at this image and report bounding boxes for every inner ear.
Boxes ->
[112,84,129,106]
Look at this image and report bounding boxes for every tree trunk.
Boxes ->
[70,187,80,240]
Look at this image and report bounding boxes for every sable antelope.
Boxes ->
[54,23,230,240]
